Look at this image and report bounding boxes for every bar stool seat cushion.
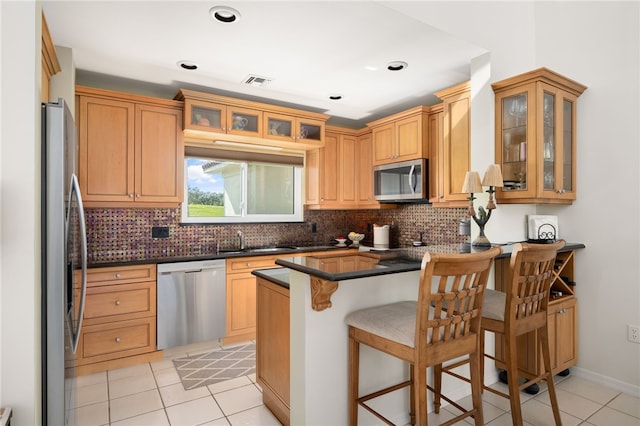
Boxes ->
[345,301,417,347]
[482,289,506,321]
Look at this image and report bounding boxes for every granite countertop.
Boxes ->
[274,242,585,283]
[87,245,353,268]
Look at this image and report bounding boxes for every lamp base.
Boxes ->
[472,236,492,247]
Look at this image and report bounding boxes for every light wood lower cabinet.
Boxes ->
[225,256,280,344]
[256,276,291,426]
[225,250,354,344]
[493,250,578,376]
[71,264,162,375]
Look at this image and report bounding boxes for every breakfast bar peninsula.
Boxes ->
[253,243,584,425]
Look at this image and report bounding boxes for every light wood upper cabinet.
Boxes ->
[367,106,430,166]
[356,131,378,207]
[305,127,387,210]
[492,68,586,204]
[184,98,262,137]
[76,86,184,207]
[433,81,471,206]
[427,104,445,204]
[176,89,328,150]
[306,129,355,208]
[264,112,325,146]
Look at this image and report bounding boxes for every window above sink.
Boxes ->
[182,154,304,224]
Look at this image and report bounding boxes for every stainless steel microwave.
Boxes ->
[373,159,429,202]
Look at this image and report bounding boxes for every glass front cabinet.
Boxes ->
[264,112,324,146]
[492,68,586,204]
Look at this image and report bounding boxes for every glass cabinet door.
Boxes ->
[298,119,323,143]
[561,97,575,193]
[542,91,556,191]
[500,91,530,194]
[542,85,576,198]
[266,114,294,140]
[226,107,261,136]
[186,100,226,133]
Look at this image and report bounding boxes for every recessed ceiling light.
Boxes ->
[210,6,241,23]
[329,94,342,101]
[387,61,408,71]
[177,60,198,70]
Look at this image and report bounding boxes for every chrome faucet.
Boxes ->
[237,230,245,250]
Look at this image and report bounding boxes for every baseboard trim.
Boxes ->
[570,366,640,397]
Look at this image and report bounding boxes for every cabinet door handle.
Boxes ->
[115,337,121,343]
[115,300,121,306]
[246,263,251,267]
[558,308,566,314]
[128,193,134,198]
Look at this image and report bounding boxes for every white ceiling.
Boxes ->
[42,1,487,128]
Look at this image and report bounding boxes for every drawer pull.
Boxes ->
[115,273,121,279]
[115,300,121,306]
[115,337,121,343]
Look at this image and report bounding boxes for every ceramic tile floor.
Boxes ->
[67,339,640,426]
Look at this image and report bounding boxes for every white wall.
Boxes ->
[534,1,640,392]
[388,1,640,392]
[0,1,42,423]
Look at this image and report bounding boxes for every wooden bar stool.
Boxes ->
[436,240,565,426]
[346,247,501,426]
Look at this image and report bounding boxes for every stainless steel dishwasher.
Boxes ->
[157,259,226,350]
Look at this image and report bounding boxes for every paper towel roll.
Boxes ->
[373,224,389,248]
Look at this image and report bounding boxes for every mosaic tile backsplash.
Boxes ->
[86,204,469,264]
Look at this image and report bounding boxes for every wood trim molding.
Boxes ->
[42,13,61,78]
[310,277,338,311]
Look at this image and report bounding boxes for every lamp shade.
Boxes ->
[482,164,504,187]
[461,171,483,193]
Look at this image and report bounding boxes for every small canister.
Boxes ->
[459,218,470,236]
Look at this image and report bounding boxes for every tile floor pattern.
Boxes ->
[68,339,640,426]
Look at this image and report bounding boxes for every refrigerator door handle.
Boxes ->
[66,174,87,354]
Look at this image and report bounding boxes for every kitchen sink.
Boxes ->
[248,247,290,253]
[219,246,299,254]
[218,245,340,255]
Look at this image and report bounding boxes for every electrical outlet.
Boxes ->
[152,226,170,238]
[311,223,317,233]
[628,325,640,343]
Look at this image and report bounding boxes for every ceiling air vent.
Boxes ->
[242,75,272,87]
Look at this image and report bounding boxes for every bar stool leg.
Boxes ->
[505,334,524,426]
[409,364,416,425]
[348,336,360,426]
[433,363,442,413]
[539,328,562,425]
[469,350,485,426]
[412,361,427,426]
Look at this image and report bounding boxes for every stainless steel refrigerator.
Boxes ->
[41,99,87,426]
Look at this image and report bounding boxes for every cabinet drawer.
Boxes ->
[77,317,156,365]
[82,281,156,324]
[83,264,156,287]
[227,256,278,273]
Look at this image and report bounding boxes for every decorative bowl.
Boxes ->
[348,232,365,246]
[335,238,347,245]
